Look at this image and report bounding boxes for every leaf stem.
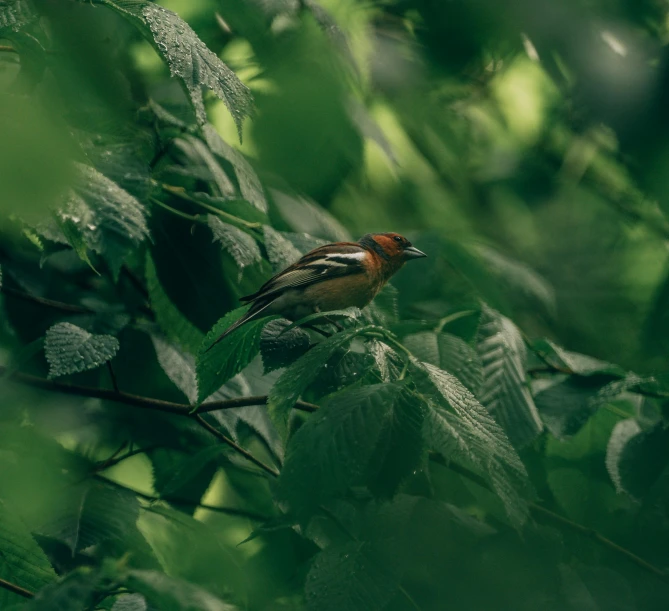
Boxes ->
[1,285,92,314]
[150,197,204,223]
[0,576,34,599]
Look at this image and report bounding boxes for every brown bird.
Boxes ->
[208,232,426,348]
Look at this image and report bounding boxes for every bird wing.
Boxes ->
[241,242,367,303]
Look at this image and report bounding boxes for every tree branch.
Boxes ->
[433,456,669,583]
[0,576,34,599]
[95,475,269,521]
[194,415,279,478]
[1,286,92,314]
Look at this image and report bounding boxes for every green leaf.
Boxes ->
[476,304,542,447]
[207,215,261,281]
[127,570,238,611]
[173,136,235,197]
[44,322,119,379]
[156,445,226,499]
[0,500,56,607]
[114,1,253,137]
[267,326,364,437]
[25,571,99,611]
[58,163,150,279]
[149,332,198,404]
[111,594,147,611]
[415,361,530,527]
[262,225,302,272]
[260,319,311,373]
[278,383,426,517]
[305,541,399,611]
[203,125,268,213]
[196,307,277,402]
[38,481,139,555]
[605,419,642,495]
[533,338,626,377]
[54,215,99,274]
[146,253,204,354]
[0,0,36,33]
[404,331,483,393]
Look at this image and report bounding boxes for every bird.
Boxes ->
[206,232,426,350]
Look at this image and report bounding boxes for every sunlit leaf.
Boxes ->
[262,225,302,272]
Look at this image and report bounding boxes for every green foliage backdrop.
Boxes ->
[1,0,669,609]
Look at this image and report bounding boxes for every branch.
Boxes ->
[0,576,34,599]
[433,456,669,583]
[95,475,269,521]
[194,415,279,478]
[1,286,92,314]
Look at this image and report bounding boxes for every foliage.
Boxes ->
[1,1,669,610]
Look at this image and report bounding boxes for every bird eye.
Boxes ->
[393,236,402,243]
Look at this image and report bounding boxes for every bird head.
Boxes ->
[360,232,427,262]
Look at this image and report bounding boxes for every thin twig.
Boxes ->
[106,362,120,393]
[94,440,129,472]
[1,285,92,314]
[194,415,279,478]
[0,576,34,599]
[95,474,268,521]
[433,456,669,582]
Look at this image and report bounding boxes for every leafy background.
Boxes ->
[1,0,669,609]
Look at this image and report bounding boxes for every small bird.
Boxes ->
[207,232,426,348]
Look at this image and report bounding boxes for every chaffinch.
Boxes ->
[209,232,426,347]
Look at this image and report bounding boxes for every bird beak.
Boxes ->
[404,246,427,259]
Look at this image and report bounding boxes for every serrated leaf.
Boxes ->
[38,481,139,555]
[150,333,198,404]
[278,383,426,517]
[146,253,204,354]
[0,500,56,607]
[137,2,253,136]
[173,136,235,197]
[404,331,483,393]
[54,215,99,273]
[207,215,261,281]
[56,163,149,279]
[366,338,402,382]
[127,570,238,611]
[305,541,398,611]
[606,419,642,495]
[197,307,278,402]
[260,319,311,373]
[533,338,625,377]
[203,125,267,213]
[44,322,119,379]
[476,305,542,447]
[268,326,364,437]
[415,361,530,527]
[0,0,36,33]
[112,594,147,611]
[262,225,302,272]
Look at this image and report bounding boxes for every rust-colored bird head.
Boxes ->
[360,232,427,261]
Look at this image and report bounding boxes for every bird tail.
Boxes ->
[204,300,273,353]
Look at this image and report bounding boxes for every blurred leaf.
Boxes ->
[154,445,225,499]
[24,571,99,611]
[416,361,530,526]
[305,541,399,611]
[38,481,139,555]
[44,322,119,379]
[477,305,543,447]
[404,331,483,393]
[207,215,261,281]
[267,326,364,437]
[173,136,235,197]
[533,339,626,377]
[0,500,56,606]
[149,332,198,404]
[111,594,147,611]
[605,418,642,495]
[146,253,204,355]
[127,569,238,611]
[197,307,277,402]
[0,0,36,32]
[260,318,311,373]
